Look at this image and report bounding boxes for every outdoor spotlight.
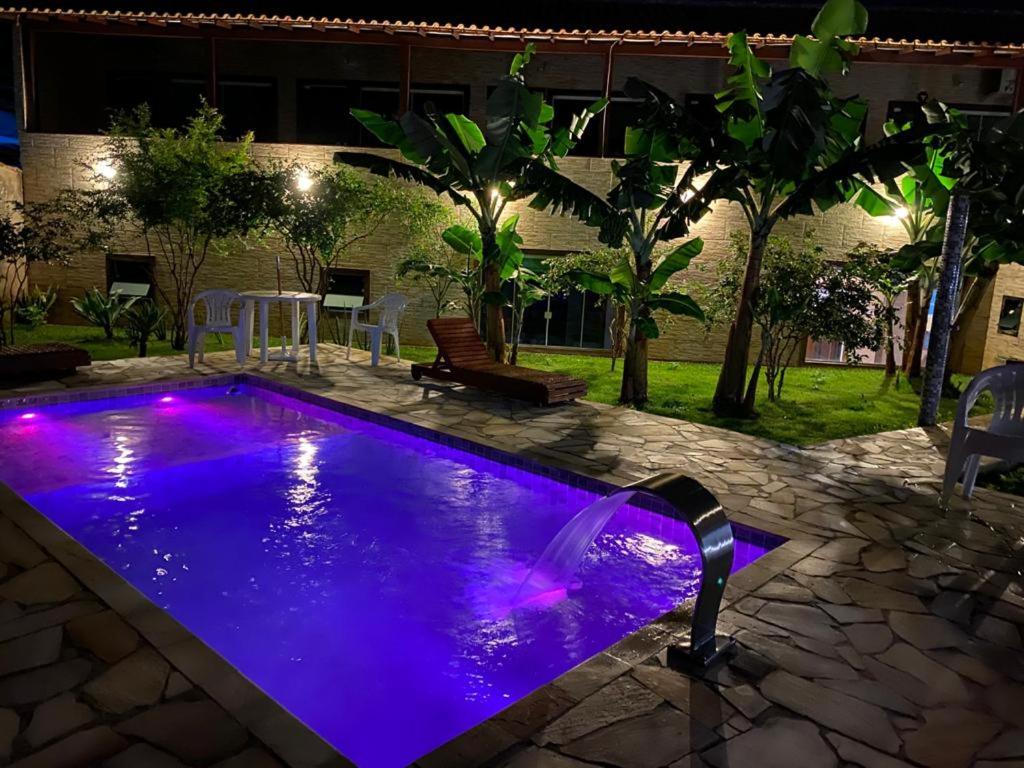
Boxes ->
[95,160,117,180]
[893,206,909,219]
[295,170,314,192]
[489,186,501,203]
[681,189,696,202]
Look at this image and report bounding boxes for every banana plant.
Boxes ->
[335,45,606,362]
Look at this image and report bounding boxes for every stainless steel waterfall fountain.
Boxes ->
[517,470,736,669]
[623,472,736,670]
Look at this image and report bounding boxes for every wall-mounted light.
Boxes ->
[893,206,909,220]
[295,170,314,192]
[95,160,117,181]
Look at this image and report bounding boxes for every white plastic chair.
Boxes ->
[942,364,1024,503]
[187,289,247,368]
[347,293,407,367]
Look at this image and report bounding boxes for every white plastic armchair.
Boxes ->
[187,289,247,368]
[942,364,1024,503]
[347,293,407,367]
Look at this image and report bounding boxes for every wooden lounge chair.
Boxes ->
[411,316,587,406]
[0,343,91,380]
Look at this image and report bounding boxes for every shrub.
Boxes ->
[122,298,166,357]
[15,285,58,329]
[71,288,137,340]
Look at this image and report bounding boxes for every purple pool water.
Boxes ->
[0,385,776,766]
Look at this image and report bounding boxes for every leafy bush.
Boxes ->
[122,298,166,357]
[71,288,137,340]
[15,285,58,329]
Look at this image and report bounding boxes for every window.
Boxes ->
[888,101,1011,138]
[411,86,469,118]
[323,268,370,312]
[108,74,205,128]
[217,79,277,141]
[998,296,1023,336]
[505,255,611,349]
[106,255,155,299]
[296,81,354,145]
[549,91,604,157]
[603,96,644,157]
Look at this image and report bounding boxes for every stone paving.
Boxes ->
[0,345,1022,768]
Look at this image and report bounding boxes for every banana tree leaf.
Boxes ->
[716,32,769,121]
[332,151,473,210]
[521,163,627,246]
[790,35,847,76]
[400,112,473,180]
[349,109,408,150]
[445,114,486,155]
[647,291,705,321]
[442,224,482,257]
[811,0,868,38]
[854,186,897,217]
[649,238,704,292]
[573,270,615,295]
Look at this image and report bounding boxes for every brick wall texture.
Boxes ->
[17,34,1023,371]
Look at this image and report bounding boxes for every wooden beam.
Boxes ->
[398,43,411,116]
[25,23,37,131]
[598,42,617,158]
[205,35,217,108]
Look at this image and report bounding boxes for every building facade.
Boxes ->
[6,8,1024,369]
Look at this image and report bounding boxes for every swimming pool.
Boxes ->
[0,382,779,766]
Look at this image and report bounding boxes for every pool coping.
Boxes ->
[0,373,820,768]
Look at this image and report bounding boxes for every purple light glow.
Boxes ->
[159,396,175,403]
[19,412,36,420]
[0,385,779,767]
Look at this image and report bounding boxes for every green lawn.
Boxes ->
[11,323,237,361]
[13,324,977,446]
[405,345,978,446]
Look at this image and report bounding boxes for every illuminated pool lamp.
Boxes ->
[19,412,37,420]
[158,396,175,404]
[295,170,314,193]
[94,160,117,181]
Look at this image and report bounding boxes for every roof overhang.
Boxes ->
[2,8,1023,67]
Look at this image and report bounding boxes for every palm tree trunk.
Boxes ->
[619,326,649,406]
[919,193,970,427]
[714,229,767,417]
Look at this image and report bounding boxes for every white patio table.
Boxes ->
[240,290,321,364]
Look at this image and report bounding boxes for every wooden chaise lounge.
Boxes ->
[411,317,587,406]
[0,343,91,380]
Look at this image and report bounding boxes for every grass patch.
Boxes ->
[978,465,1024,497]
[10,323,237,362]
[404,345,979,446]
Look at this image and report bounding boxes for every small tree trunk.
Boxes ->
[919,193,970,427]
[619,324,649,407]
[481,227,505,363]
[884,310,897,377]
[743,355,763,411]
[901,280,920,376]
[139,337,148,358]
[905,308,927,379]
[714,228,767,418]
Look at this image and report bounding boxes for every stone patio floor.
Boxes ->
[0,344,1022,768]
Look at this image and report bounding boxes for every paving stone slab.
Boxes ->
[889,612,969,650]
[826,733,915,768]
[841,579,926,613]
[842,623,894,655]
[877,644,970,706]
[979,729,1024,760]
[862,546,908,573]
[561,706,717,768]
[24,693,96,748]
[537,676,662,746]
[214,747,285,768]
[720,684,770,721]
[115,700,248,763]
[702,717,837,768]
[0,625,62,677]
[631,665,736,730]
[756,603,845,644]
[903,708,1002,768]
[985,681,1024,728]
[0,563,80,606]
[552,653,631,703]
[821,604,884,624]
[103,743,187,768]
[818,678,918,716]
[0,708,18,762]
[66,610,140,664]
[10,725,128,768]
[735,631,858,680]
[499,747,597,768]
[0,600,102,643]
[759,671,901,754]
[0,659,92,707]
[83,647,170,715]
[0,518,46,570]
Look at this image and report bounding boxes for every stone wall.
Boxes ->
[21,132,912,360]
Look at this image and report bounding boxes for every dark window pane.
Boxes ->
[218,79,277,141]
[106,255,155,299]
[605,97,643,157]
[296,81,353,145]
[550,92,602,157]
[999,296,1023,336]
[411,86,468,118]
[108,74,204,129]
[357,86,399,146]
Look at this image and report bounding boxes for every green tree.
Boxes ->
[395,207,475,320]
[267,162,443,310]
[919,108,1024,426]
[698,233,879,404]
[845,243,915,377]
[674,0,927,417]
[335,45,606,363]
[84,104,278,349]
[0,195,81,344]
